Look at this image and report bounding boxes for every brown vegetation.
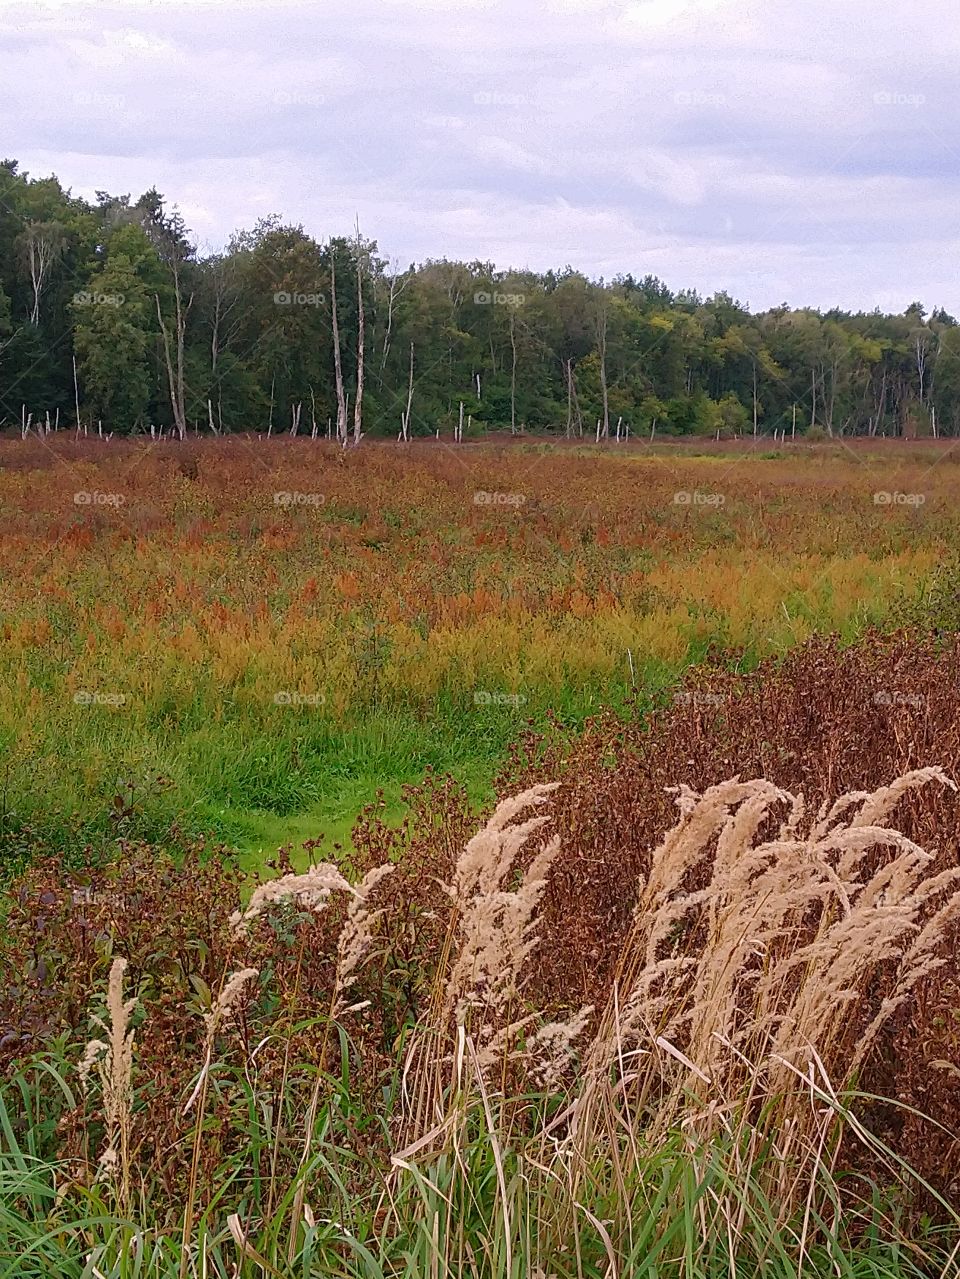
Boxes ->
[3,631,960,1216]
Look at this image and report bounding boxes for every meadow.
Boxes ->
[2,436,960,1277]
[0,436,951,865]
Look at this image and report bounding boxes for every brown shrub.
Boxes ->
[0,773,471,1205]
[3,633,959,1208]
[497,630,960,1193]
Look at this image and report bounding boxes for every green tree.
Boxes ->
[72,226,157,431]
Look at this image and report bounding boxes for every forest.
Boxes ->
[3,157,958,441]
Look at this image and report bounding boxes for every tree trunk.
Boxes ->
[570,363,584,436]
[156,265,191,441]
[400,341,414,441]
[509,310,517,435]
[28,238,42,325]
[379,263,408,378]
[825,361,838,437]
[329,255,348,444]
[353,225,365,445]
[73,355,82,436]
[156,293,187,440]
[596,301,609,438]
[174,264,191,437]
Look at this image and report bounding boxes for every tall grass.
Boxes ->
[2,772,957,1277]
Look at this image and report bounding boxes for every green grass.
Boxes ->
[0,610,904,873]
[1,668,669,872]
[2,1050,954,1279]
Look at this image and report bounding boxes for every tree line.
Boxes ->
[3,158,959,441]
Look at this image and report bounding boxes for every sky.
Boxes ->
[3,0,959,314]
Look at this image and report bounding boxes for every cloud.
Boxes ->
[5,0,960,311]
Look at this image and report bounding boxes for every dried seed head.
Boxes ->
[231,863,355,933]
[204,968,259,1037]
[334,864,395,1014]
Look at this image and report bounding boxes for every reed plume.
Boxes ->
[569,767,960,1209]
[78,956,137,1210]
[445,783,561,1042]
[231,863,355,933]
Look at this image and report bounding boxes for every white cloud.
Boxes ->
[6,0,960,311]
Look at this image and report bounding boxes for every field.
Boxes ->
[3,436,960,1277]
[0,436,951,864]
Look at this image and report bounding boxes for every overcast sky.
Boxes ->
[4,0,959,313]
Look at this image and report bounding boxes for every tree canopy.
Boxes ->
[2,159,957,439]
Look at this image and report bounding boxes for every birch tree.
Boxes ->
[17,220,66,326]
[329,253,348,444]
[353,221,365,445]
[594,287,610,438]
